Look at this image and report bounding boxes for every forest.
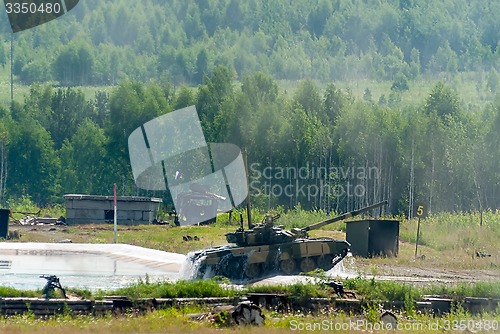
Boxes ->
[0,0,500,85]
[1,71,499,216]
[0,0,499,215]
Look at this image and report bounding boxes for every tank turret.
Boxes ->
[225,201,388,247]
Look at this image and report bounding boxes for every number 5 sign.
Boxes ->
[414,203,426,257]
[415,204,427,218]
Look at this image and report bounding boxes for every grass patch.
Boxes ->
[426,281,500,299]
[97,279,240,300]
[344,277,422,302]
[247,282,329,299]
[7,195,65,219]
[0,286,39,298]
[344,277,500,301]
[0,307,210,334]
[7,277,497,302]
[0,278,498,334]
[399,210,500,251]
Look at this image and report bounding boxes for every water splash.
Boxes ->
[180,251,206,279]
[326,252,358,279]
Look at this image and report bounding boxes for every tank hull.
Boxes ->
[189,238,350,280]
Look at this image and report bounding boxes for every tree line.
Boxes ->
[1,0,500,86]
[1,67,499,215]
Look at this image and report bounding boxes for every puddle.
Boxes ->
[0,243,187,291]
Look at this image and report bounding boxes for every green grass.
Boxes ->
[342,277,500,302]
[410,211,500,252]
[343,210,500,271]
[0,286,39,298]
[246,277,500,306]
[0,278,498,333]
[426,281,500,299]
[101,279,239,300]
[7,195,65,218]
[343,277,423,302]
[0,307,212,334]
[4,277,499,303]
[0,306,496,334]
[247,281,329,299]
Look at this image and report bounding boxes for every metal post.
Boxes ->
[113,183,117,243]
[414,217,421,257]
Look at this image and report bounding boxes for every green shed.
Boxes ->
[0,209,8,239]
[346,219,399,257]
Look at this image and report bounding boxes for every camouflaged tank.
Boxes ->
[188,201,388,280]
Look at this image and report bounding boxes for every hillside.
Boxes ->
[0,0,499,86]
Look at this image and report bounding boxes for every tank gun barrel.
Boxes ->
[301,200,388,232]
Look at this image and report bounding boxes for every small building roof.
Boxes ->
[63,194,162,202]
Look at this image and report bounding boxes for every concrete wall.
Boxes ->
[64,194,162,225]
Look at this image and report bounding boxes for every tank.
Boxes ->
[188,201,388,280]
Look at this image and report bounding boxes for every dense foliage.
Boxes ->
[1,0,500,85]
[0,71,499,215]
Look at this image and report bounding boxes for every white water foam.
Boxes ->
[325,252,359,279]
[180,251,204,279]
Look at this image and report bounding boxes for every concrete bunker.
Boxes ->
[64,194,162,225]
